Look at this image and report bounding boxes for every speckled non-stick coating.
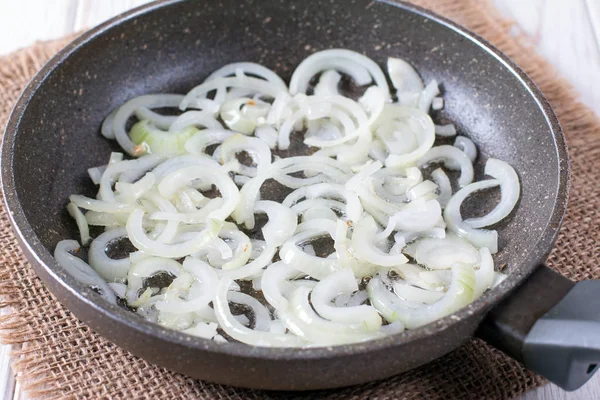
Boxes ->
[1,0,568,390]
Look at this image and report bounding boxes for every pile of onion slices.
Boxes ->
[56,49,518,347]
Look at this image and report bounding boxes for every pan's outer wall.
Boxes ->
[2,0,568,390]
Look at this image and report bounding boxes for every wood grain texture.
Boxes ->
[494,0,600,116]
[0,1,598,399]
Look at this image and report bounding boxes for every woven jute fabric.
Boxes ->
[1,0,599,398]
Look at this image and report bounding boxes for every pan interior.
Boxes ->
[6,0,564,344]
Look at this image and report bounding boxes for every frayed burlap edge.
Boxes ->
[0,0,598,399]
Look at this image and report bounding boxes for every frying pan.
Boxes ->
[2,0,599,392]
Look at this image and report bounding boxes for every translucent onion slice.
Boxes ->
[218,134,272,177]
[314,69,342,97]
[220,97,270,134]
[474,247,495,298]
[278,286,385,345]
[255,125,279,149]
[254,200,298,246]
[392,280,444,304]
[435,124,457,137]
[414,236,480,270]
[180,76,285,110]
[387,57,424,93]
[311,269,382,330]
[228,291,272,332]
[351,215,408,267]
[454,136,477,163]
[99,154,163,203]
[135,107,177,130]
[157,165,239,221]
[127,209,222,258]
[289,49,389,95]
[67,202,90,245]
[155,258,219,314]
[368,264,475,328]
[283,182,363,222]
[110,94,184,155]
[390,199,442,232]
[204,62,287,90]
[88,227,131,282]
[126,256,182,301]
[444,179,500,253]
[417,145,474,187]
[54,240,117,304]
[418,80,440,112]
[168,110,222,133]
[465,158,519,228]
[214,277,306,347]
[261,262,303,311]
[375,105,435,168]
[279,228,338,280]
[221,244,276,280]
[431,168,452,207]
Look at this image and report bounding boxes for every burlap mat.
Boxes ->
[1,0,599,398]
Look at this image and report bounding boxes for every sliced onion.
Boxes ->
[221,244,276,280]
[465,158,519,228]
[368,264,474,328]
[67,202,90,245]
[205,62,287,90]
[387,57,424,93]
[126,256,182,299]
[54,240,117,304]
[351,215,408,267]
[181,76,284,110]
[414,236,480,270]
[261,262,303,311]
[88,227,131,282]
[157,165,239,221]
[314,69,342,96]
[444,179,500,253]
[218,134,272,176]
[127,209,221,258]
[431,168,452,207]
[454,136,477,163]
[279,286,385,345]
[418,80,440,112]
[393,280,444,304]
[283,182,362,222]
[435,124,457,137]
[311,269,382,330]
[376,105,435,168]
[432,97,444,110]
[474,247,494,298]
[254,200,297,246]
[169,110,222,133]
[155,258,219,314]
[214,277,306,347]
[135,107,177,130]
[290,49,389,96]
[99,155,163,203]
[417,145,474,187]
[279,228,338,280]
[111,94,184,155]
[228,291,272,332]
[255,125,279,149]
[390,199,442,232]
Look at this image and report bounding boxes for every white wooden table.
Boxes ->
[0,1,599,399]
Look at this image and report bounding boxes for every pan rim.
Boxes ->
[1,0,569,362]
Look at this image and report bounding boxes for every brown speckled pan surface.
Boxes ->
[1,0,568,390]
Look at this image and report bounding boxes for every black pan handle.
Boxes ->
[476,264,600,391]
